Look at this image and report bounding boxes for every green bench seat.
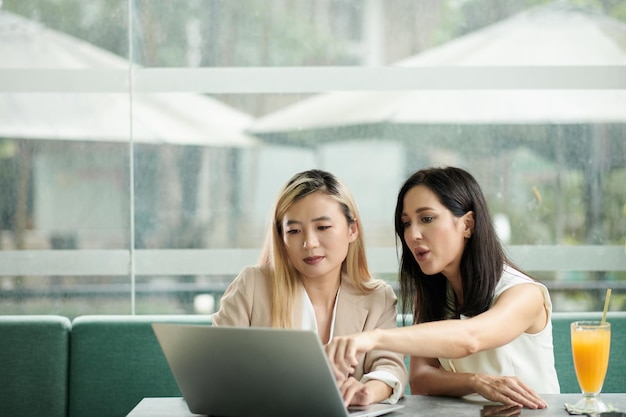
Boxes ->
[0,315,71,417]
[69,315,212,417]
[2,311,625,417]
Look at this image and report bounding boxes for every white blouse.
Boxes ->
[439,265,561,394]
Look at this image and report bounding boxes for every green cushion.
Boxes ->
[3,310,621,417]
[69,315,211,417]
[0,315,71,417]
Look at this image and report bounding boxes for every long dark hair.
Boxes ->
[395,167,507,323]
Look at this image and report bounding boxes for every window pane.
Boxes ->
[1,1,132,317]
[1,0,624,316]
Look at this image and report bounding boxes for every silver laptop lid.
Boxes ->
[152,323,403,417]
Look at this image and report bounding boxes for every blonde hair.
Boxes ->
[258,169,374,328]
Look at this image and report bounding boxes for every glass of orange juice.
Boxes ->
[571,320,611,414]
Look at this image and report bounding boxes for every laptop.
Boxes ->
[152,323,404,417]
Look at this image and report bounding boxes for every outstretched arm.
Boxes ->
[327,284,546,367]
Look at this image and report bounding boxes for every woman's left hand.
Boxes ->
[470,373,547,409]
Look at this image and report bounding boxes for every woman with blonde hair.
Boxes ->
[212,169,407,406]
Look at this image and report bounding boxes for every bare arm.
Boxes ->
[409,355,546,408]
[410,356,471,396]
[327,283,547,363]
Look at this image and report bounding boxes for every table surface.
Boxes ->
[127,394,626,417]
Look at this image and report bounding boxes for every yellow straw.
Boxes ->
[601,288,612,324]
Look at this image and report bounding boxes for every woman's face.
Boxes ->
[281,191,358,283]
[400,185,473,281]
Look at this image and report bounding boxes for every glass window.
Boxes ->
[1,0,624,317]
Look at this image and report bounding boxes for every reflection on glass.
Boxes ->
[0,137,129,251]
[480,404,522,417]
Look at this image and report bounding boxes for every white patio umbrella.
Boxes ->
[0,9,260,249]
[250,2,626,143]
[248,2,626,248]
[0,10,257,147]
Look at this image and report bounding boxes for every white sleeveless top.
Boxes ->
[438,266,561,394]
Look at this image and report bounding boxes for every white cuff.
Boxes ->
[360,370,403,404]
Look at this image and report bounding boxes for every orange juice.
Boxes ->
[571,322,611,394]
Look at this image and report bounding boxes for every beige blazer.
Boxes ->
[211,265,407,389]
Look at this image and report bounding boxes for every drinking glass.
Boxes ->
[571,321,611,414]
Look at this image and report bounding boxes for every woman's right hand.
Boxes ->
[469,373,547,409]
[324,331,377,380]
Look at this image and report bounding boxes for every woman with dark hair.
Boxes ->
[212,169,407,406]
[326,166,559,409]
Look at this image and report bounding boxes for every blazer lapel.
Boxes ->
[291,279,305,328]
[333,276,369,336]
